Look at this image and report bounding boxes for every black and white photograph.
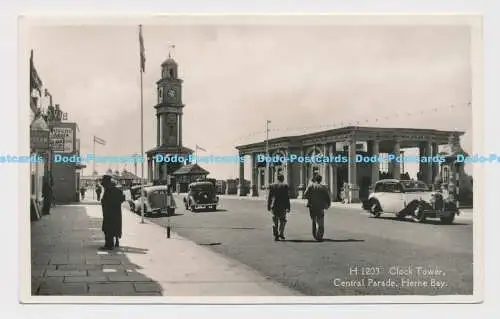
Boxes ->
[22,15,482,302]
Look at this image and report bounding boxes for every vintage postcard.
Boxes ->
[20,14,483,303]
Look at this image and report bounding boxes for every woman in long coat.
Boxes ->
[100,175,125,250]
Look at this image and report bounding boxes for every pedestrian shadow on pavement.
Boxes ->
[30,207,164,296]
[184,208,228,213]
[283,239,365,243]
[147,212,185,218]
[377,216,469,226]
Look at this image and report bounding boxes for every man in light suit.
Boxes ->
[267,174,291,241]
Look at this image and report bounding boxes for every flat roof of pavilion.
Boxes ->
[236,126,465,153]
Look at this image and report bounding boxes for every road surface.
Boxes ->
[132,195,474,296]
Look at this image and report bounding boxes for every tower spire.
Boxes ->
[168,44,176,59]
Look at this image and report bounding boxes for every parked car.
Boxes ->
[132,185,176,217]
[127,185,143,211]
[183,181,219,212]
[362,179,459,224]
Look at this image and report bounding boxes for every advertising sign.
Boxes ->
[30,129,50,150]
[50,127,74,153]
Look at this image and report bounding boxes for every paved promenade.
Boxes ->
[30,203,298,296]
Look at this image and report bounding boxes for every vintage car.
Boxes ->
[183,181,219,212]
[362,179,459,224]
[132,185,176,217]
[127,185,143,211]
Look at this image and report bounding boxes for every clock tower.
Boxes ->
[146,52,193,185]
[155,55,183,146]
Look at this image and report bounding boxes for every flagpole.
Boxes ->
[93,137,95,200]
[93,137,96,176]
[139,25,145,224]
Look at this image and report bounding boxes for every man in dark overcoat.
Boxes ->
[303,174,331,242]
[100,175,125,250]
[267,174,291,241]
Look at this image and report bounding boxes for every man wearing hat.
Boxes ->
[267,174,291,241]
[100,174,125,250]
[303,174,331,242]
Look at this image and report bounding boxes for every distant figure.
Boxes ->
[100,175,125,250]
[267,174,291,241]
[303,174,331,242]
[95,184,102,201]
[434,175,443,192]
[80,186,86,200]
[342,182,349,204]
[41,176,53,215]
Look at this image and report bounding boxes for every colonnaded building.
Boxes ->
[235,126,469,203]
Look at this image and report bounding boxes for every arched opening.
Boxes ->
[306,147,322,183]
[270,151,287,183]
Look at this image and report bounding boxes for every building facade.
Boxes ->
[437,134,474,206]
[236,126,465,202]
[49,120,85,203]
[172,163,210,192]
[30,113,50,219]
[146,55,193,189]
[30,49,50,219]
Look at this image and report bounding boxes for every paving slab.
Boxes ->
[29,203,299,298]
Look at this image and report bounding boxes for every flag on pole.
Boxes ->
[139,25,146,73]
[94,136,106,145]
[30,50,43,95]
[196,145,207,152]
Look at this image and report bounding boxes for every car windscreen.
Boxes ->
[190,185,215,192]
[400,181,430,192]
[131,187,141,199]
[147,190,169,209]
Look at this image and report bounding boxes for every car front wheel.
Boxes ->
[412,204,426,223]
[440,213,455,224]
[369,200,381,218]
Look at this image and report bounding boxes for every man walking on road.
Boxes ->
[267,174,291,241]
[303,174,331,242]
[95,183,102,201]
[100,175,125,250]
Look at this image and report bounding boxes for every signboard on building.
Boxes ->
[50,127,74,153]
[30,130,50,150]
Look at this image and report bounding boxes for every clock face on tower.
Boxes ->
[167,89,176,98]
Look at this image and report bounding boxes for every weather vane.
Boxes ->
[168,44,176,59]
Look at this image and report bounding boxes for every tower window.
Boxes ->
[169,69,174,78]
[158,88,163,103]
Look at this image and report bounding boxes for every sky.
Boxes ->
[26,22,473,179]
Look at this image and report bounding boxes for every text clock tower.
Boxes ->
[155,56,184,147]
